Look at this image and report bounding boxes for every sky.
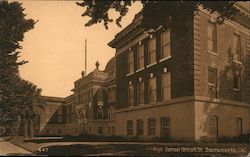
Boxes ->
[17,1,142,97]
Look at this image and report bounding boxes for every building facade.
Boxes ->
[36,2,250,142]
[108,2,250,141]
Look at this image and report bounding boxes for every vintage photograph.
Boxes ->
[0,0,249,156]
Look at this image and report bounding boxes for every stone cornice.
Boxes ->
[116,96,250,114]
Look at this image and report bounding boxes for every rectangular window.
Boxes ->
[209,115,218,137]
[137,119,144,136]
[108,127,111,135]
[149,77,157,103]
[161,72,171,100]
[88,127,91,134]
[97,108,103,119]
[233,34,241,62]
[208,67,217,98]
[160,117,170,137]
[235,118,243,136]
[112,126,115,135]
[161,29,171,59]
[127,120,133,136]
[57,106,62,114]
[128,83,134,106]
[127,50,134,74]
[207,22,217,53]
[98,127,103,135]
[148,118,156,136]
[148,36,156,65]
[137,81,144,105]
[58,115,62,123]
[97,89,103,102]
[233,74,240,90]
[137,44,144,70]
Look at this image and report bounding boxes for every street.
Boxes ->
[0,138,34,156]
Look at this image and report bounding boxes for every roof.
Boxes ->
[41,96,64,103]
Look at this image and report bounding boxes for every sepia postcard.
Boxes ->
[0,0,250,156]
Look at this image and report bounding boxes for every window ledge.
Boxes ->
[126,72,134,77]
[138,103,145,106]
[146,62,157,68]
[159,56,171,62]
[208,50,218,56]
[208,83,216,86]
[136,67,145,73]
[233,88,240,91]
[233,60,242,65]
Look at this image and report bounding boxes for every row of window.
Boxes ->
[128,72,171,106]
[127,117,170,137]
[208,66,240,98]
[209,116,243,137]
[127,28,171,74]
[207,21,242,62]
[96,126,115,135]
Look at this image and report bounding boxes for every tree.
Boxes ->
[0,0,42,138]
[76,1,238,29]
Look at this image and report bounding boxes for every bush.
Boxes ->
[217,134,250,143]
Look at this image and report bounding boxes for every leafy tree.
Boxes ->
[0,0,42,137]
[76,1,238,29]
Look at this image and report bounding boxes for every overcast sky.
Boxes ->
[17,1,142,97]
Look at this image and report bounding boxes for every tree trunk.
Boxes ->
[24,121,28,139]
[29,120,34,139]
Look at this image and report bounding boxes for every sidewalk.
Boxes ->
[0,137,34,156]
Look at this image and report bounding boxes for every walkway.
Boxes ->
[0,137,34,156]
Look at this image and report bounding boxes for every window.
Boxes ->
[112,126,115,135]
[233,74,240,90]
[209,115,218,137]
[88,127,91,134]
[161,29,171,59]
[137,81,144,105]
[108,87,116,102]
[97,89,103,102]
[149,76,157,103]
[58,129,61,134]
[57,106,62,114]
[127,120,133,136]
[148,36,156,64]
[161,72,171,100]
[233,34,241,62]
[137,119,144,136]
[98,127,103,135]
[137,44,144,70]
[128,83,134,106]
[208,67,217,98]
[148,118,156,136]
[97,108,103,120]
[128,50,134,74]
[160,117,170,137]
[58,115,62,123]
[235,118,243,136]
[207,22,217,53]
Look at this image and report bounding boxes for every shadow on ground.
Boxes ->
[36,144,148,156]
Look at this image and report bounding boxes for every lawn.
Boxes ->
[9,137,250,156]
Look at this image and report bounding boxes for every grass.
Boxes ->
[8,136,250,156]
